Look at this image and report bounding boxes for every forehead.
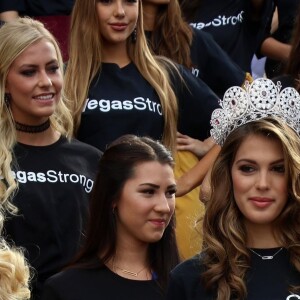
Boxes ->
[129,161,174,181]
[11,39,58,67]
[233,134,284,163]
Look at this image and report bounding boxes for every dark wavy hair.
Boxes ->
[69,135,180,292]
[202,118,300,299]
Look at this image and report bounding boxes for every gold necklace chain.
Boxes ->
[249,247,283,260]
[112,261,149,277]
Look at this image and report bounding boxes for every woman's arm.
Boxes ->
[176,144,220,197]
[0,11,19,21]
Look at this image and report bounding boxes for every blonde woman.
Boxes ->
[0,18,102,298]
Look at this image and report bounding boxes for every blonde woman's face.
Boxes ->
[96,0,139,47]
[5,39,62,125]
[231,134,288,229]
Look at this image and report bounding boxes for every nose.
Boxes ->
[38,71,52,87]
[154,194,173,214]
[256,170,270,190]
[114,1,125,17]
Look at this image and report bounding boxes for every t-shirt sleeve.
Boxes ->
[0,0,24,13]
[244,0,274,53]
[171,65,220,140]
[191,29,246,97]
[41,282,62,300]
[166,273,187,300]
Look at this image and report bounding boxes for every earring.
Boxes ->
[4,93,11,106]
[131,27,137,43]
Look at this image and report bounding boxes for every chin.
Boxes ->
[146,234,164,243]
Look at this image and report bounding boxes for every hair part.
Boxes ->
[202,118,300,299]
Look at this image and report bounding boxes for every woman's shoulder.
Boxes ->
[42,266,107,299]
[46,266,103,285]
[58,137,103,159]
[171,254,204,279]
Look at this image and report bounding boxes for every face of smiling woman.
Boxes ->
[115,161,176,246]
[5,38,62,125]
[96,0,139,47]
[231,134,288,230]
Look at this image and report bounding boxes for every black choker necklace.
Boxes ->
[15,119,51,133]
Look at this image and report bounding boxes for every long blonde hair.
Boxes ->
[0,18,73,215]
[65,0,178,152]
[202,118,300,299]
[0,238,31,300]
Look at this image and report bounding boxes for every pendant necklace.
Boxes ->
[112,260,149,277]
[249,247,283,260]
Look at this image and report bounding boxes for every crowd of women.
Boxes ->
[0,0,300,299]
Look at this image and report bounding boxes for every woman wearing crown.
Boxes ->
[167,78,300,300]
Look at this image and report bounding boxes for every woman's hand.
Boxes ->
[177,132,215,158]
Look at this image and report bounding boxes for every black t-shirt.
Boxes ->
[167,249,300,300]
[172,64,220,140]
[190,28,245,97]
[188,0,273,72]
[265,0,300,78]
[0,0,74,16]
[77,62,164,151]
[77,62,219,151]
[3,136,102,299]
[145,29,245,98]
[41,264,164,300]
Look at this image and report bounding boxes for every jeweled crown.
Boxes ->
[210,78,300,145]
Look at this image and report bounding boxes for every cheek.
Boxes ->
[53,75,63,92]
[6,75,26,94]
[169,199,175,215]
[232,172,247,196]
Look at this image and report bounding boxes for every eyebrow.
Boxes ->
[19,60,58,68]
[139,183,177,189]
[235,158,284,164]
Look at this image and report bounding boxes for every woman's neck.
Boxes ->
[102,43,131,68]
[142,4,158,31]
[17,127,61,146]
[108,237,151,280]
[246,221,280,248]
[115,237,149,265]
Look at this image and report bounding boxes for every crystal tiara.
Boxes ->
[210,78,300,145]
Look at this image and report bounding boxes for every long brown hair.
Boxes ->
[202,118,300,299]
[145,0,193,68]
